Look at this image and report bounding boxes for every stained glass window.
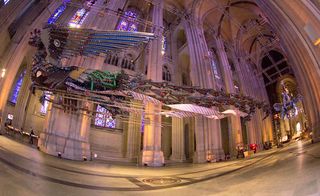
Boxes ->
[118,20,128,31]
[128,23,137,32]
[40,91,51,114]
[211,60,220,79]
[9,70,26,104]
[161,36,166,55]
[208,51,220,80]
[117,10,138,32]
[48,4,67,24]
[4,0,10,5]
[69,8,89,28]
[94,105,116,128]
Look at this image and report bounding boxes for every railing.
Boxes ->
[4,125,39,146]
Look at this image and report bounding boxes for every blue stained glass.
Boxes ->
[128,24,137,32]
[94,105,116,128]
[9,70,26,104]
[118,20,128,31]
[48,4,67,24]
[117,10,138,32]
[125,11,137,21]
[4,0,10,5]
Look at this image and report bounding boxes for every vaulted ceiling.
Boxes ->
[162,0,281,66]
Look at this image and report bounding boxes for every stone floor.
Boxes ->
[0,135,319,196]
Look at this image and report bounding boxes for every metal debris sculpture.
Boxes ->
[29,27,270,121]
[273,82,301,119]
[48,26,155,59]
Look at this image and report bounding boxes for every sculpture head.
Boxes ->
[28,29,50,85]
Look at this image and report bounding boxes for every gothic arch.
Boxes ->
[162,64,172,82]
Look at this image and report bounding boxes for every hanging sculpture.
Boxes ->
[273,82,301,119]
[29,27,270,121]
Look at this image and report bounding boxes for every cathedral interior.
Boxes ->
[0,0,320,195]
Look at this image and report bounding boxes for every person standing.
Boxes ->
[29,128,35,144]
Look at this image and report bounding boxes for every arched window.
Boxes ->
[211,59,220,79]
[9,70,26,104]
[117,10,138,32]
[40,91,51,114]
[69,8,89,28]
[209,51,220,80]
[162,66,171,82]
[68,0,96,28]
[47,3,67,24]
[121,54,135,71]
[161,36,166,55]
[94,105,116,128]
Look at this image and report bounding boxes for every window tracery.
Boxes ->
[117,10,138,32]
[120,54,135,71]
[94,105,116,128]
[162,65,171,82]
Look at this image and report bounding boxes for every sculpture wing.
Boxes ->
[48,26,155,59]
[273,103,282,112]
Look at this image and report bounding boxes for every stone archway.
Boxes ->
[256,0,320,141]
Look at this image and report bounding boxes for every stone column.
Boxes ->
[184,17,224,162]
[142,101,164,166]
[126,101,142,161]
[236,54,273,146]
[215,36,242,156]
[170,117,186,161]
[146,0,163,81]
[38,99,91,160]
[142,0,164,166]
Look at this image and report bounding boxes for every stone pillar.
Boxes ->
[210,117,225,160]
[126,101,142,161]
[142,101,164,166]
[38,99,91,160]
[146,0,163,81]
[184,17,223,162]
[141,0,164,166]
[236,58,256,147]
[170,117,186,161]
[215,37,242,156]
